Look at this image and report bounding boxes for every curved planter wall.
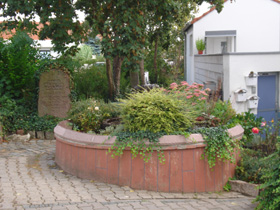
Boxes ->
[54,121,243,193]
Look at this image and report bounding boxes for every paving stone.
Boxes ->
[0,140,259,210]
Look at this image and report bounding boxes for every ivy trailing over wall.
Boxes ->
[108,130,166,163]
[194,126,240,168]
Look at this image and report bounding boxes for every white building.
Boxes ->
[184,0,280,121]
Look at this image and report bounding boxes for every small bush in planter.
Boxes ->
[68,99,119,133]
[119,88,197,134]
[168,81,209,112]
[110,88,197,162]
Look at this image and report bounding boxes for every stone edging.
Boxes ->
[229,180,260,197]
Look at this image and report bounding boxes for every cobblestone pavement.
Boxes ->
[0,140,258,210]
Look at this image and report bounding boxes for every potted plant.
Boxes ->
[196,38,205,54]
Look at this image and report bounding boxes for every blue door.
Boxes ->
[257,74,278,122]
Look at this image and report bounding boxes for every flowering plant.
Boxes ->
[165,81,210,113]
[252,127,260,134]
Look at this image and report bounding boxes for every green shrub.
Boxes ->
[0,96,17,134]
[25,115,60,132]
[0,97,60,134]
[68,99,119,133]
[255,142,280,210]
[144,48,172,86]
[119,88,196,134]
[260,120,280,154]
[0,31,39,100]
[72,44,93,64]
[205,100,236,126]
[235,148,269,184]
[72,64,109,100]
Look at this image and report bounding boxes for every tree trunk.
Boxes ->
[113,56,124,96]
[153,34,159,83]
[130,71,139,88]
[106,58,114,100]
[139,58,145,85]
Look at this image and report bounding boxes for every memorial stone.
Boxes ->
[38,70,71,118]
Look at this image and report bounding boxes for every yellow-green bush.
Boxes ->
[119,89,196,134]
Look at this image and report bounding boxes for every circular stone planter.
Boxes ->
[54,121,243,193]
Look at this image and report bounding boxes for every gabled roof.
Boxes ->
[0,22,47,40]
[191,6,217,25]
[184,0,280,32]
[0,22,102,42]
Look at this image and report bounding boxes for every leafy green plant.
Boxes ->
[68,99,119,133]
[72,44,93,64]
[0,31,39,100]
[260,120,280,155]
[235,148,269,184]
[72,64,109,100]
[223,180,232,192]
[196,38,205,51]
[144,47,172,86]
[0,96,18,134]
[205,100,236,126]
[0,96,60,135]
[194,126,240,168]
[255,142,280,210]
[119,88,196,134]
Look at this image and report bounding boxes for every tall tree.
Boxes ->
[1,0,225,98]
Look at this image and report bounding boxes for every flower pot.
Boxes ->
[198,50,203,55]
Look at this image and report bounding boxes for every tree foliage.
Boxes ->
[0,0,225,97]
[0,31,39,100]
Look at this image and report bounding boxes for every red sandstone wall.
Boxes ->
[55,130,241,193]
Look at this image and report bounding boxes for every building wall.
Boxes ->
[227,52,280,114]
[192,0,280,54]
[193,53,280,114]
[194,54,224,86]
[36,40,59,58]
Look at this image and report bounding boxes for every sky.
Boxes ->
[195,2,211,17]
